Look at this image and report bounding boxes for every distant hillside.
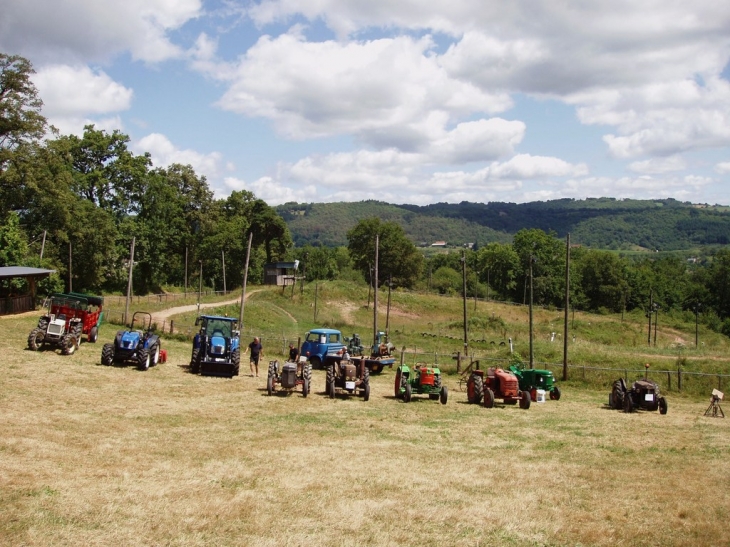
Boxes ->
[276,198,730,250]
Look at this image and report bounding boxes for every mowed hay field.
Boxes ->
[2,314,730,547]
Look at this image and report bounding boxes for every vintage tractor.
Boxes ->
[325,356,370,401]
[100,312,163,371]
[466,364,531,409]
[27,292,104,355]
[266,359,312,397]
[508,362,561,401]
[609,378,668,414]
[345,331,395,374]
[190,315,240,377]
[394,364,448,404]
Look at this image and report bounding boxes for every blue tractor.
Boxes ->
[100,311,162,371]
[190,315,241,377]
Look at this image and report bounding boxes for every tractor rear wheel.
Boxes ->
[440,386,448,405]
[467,374,483,404]
[28,328,45,351]
[89,326,98,343]
[138,349,150,371]
[363,382,370,402]
[61,334,77,355]
[550,386,561,400]
[101,343,114,366]
[231,348,240,376]
[483,387,495,408]
[659,397,668,415]
[611,380,624,410]
[329,378,336,399]
[190,349,200,374]
[623,394,633,413]
[326,365,334,396]
[151,344,161,366]
[304,363,312,388]
[520,390,531,410]
[404,383,412,403]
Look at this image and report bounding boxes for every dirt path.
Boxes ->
[150,290,262,327]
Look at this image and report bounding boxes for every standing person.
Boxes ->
[247,336,263,377]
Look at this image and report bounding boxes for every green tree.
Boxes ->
[476,242,520,300]
[0,211,28,266]
[347,218,423,289]
[513,229,565,306]
[0,54,47,157]
[574,250,630,312]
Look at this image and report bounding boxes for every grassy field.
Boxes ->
[2,304,730,546]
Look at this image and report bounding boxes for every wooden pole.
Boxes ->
[373,234,379,346]
[529,255,534,368]
[385,275,392,338]
[184,246,188,297]
[124,237,135,327]
[197,260,202,314]
[39,230,46,260]
[462,251,468,358]
[563,233,570,381]
[68,241,72,293]
[222,250,226,294]
[239,232,253,326]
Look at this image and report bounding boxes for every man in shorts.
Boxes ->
[247,336,263,377]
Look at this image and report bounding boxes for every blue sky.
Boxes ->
[2,0,729,206]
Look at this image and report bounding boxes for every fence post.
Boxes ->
[719,376,722,391]
[667,371,671,391]
[170,320,174,334]
[678,367,681,392]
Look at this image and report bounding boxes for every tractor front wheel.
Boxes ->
[659,397,668,415]
[89,326,99,343]
[101,343,114,366]
[231,348,240,376]
[623,394,634,413]
[28,328,45,351]
[302,377,309,398]
[550,386,561,400]
[363,382,370,402]
[326,365,334,396]
[483,387,495,408]
[329,378,336,399]
[440,386,448,405]
[138,349,150,371]
[190,349,200,374]
[267,375,274,396]
[61,334,77,355]
[404,383,412,403]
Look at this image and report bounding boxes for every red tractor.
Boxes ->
[28,292,104,355]
[466,364,531,409]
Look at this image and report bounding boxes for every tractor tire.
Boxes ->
[190,349,200,374]
[231,348,240,376]
[151,344,161,366]
[395,368,404,398]
[467,373,483,404]
[61,334,77,355]
[38,318,48,330]
[329,377,336,399]
[71,323,83,345]
[431,374,442,400]
[550,386,561,400]
[101,343,114,366]
[302,377,309,398]
[404,383,412,403]
[623,394,634,413]
[520,390,531,410]
[28,328,45,351]
[611,380,625,410]
[483,387,495,408]
[137,348,150,371]
[659,397,668,415]
[362,366,370,388]
[267,374,274,396]
[326,365,334,396]
[440,386,448,405]
[89,326,99,343]
[363,382,370,401]
[304,363,312,390]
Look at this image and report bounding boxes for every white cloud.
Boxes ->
[629,156,687,174]
[133,133,225,181]
[715,162,730,174]
[31,65,133,135]
[0,0,202,64]
[215,32,511,151]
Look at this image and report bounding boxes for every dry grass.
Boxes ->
[1,315,730,546]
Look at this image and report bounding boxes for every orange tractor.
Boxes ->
[466,364,531,409]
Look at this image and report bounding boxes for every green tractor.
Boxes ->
[394,363,448,404]
[508,357,561,401]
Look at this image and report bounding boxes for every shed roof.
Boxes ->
[0,266,56,280]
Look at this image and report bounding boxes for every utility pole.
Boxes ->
[39,230,46,260]
[461,251,468,359]
[124,237,135,327]
[184,246,188,297]
[529,254,535,368]
[647,289,653,346]
[222,250,226,294]
[68,241,72,293]
[563,233,570,381]
[239,232,253,327]
[385,275,392,338]
[373,234,379,347]
[197,260,203,314]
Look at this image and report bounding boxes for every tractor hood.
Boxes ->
[209,335,226,355]
[120,331,142,349]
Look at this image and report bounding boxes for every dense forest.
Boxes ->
[277,198,730,250]
[1,53,729,337]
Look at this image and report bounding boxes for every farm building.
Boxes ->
[263,261,300,286]
[0,266,56,315]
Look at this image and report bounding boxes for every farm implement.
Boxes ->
[27,292,103,355]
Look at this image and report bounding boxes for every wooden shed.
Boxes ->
[263,261,300,286]
[0,266,56,315]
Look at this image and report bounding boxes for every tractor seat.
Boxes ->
[212,330,225,338]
